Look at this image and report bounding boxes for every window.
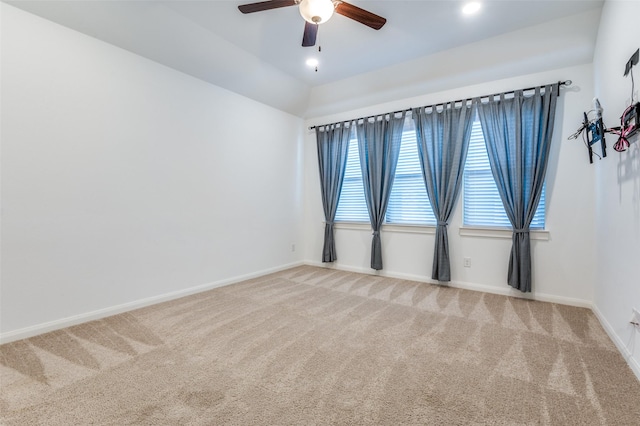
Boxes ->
[335,128,369,222]
[385,119,436,225]
[335,119,436,225]
[463,118,545,229]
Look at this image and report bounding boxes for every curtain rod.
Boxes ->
[308,80,572,131]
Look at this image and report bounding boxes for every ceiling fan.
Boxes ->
[238,0,387,47]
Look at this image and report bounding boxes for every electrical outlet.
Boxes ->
[291,244,296,252]
[463,257,471,268]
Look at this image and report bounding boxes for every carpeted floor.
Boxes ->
[1,266,639,425]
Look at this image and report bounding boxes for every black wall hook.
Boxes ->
[624,49,639,77]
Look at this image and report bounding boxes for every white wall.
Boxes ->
[303,63,597,307]
[7,1,311,116]
[592,0,640,378]
[0,4,304,340]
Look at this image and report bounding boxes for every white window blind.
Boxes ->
[386,118,436,225]
[335,129,369,222]
[463,119,545,229]
[335,120,435,225]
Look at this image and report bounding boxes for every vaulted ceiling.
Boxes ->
[6,1,604,116]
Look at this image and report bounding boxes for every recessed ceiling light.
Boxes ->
[306,58,319,67]
[462,2,481,15]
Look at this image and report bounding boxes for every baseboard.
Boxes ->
[591,304,640,382]
[0,261,304,345]
[304,261,593,308]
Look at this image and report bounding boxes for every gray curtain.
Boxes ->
[316,123,352,262]
[412,101,476,282]
[356,112,406,270]
[476,84,558,292]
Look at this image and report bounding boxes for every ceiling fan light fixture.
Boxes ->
[299,0,335,24]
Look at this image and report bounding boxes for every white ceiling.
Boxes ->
[164,0,603,86]
[5,0,604,116]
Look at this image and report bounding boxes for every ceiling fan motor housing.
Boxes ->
[238,0,386,48]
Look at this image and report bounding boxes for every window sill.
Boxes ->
[329,222,435,235]
[459,226,550,241]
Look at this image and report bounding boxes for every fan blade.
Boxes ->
[302,22,318,47]
[335,1,386,30]
[238,0,297,14]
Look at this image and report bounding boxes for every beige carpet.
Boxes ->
[1,266,639,425]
